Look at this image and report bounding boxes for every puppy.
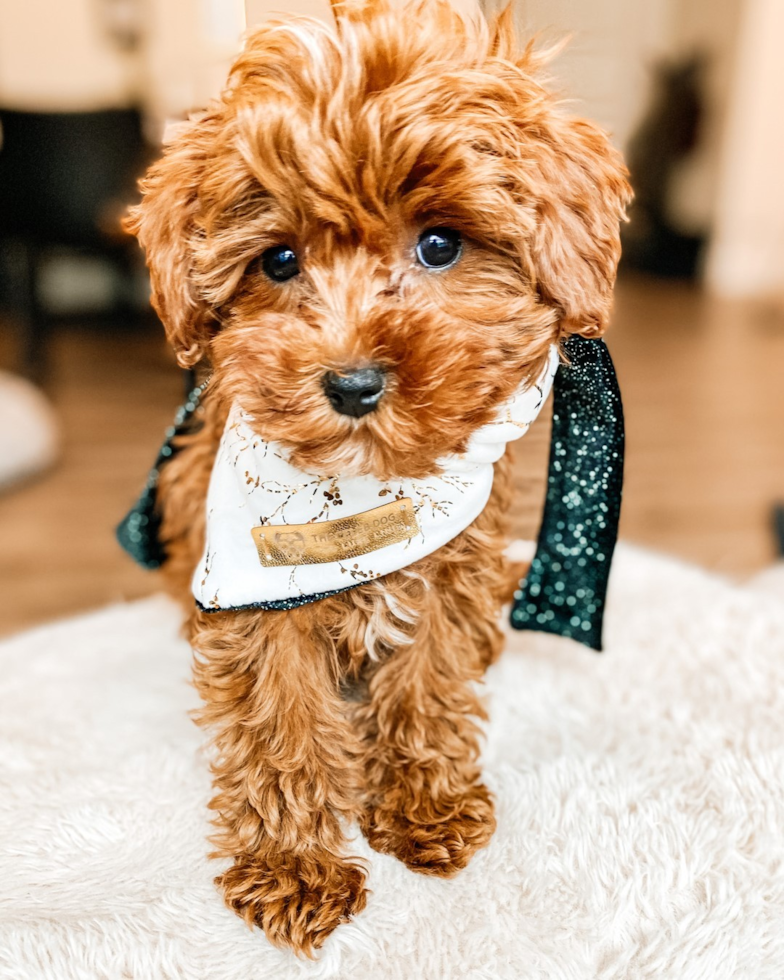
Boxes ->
[127,0,629,955]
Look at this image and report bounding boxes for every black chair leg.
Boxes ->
[8,240,48,384]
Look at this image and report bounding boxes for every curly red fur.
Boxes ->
[127,0,630,956]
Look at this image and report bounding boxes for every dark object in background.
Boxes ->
[622,54,708,279]
[774,505,784,557]
[0,107,151,380]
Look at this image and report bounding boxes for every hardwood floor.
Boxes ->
[610,277,784,574]
[1,275,783,637]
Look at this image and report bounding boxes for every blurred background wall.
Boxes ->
[0,0,244,124]
[707,0,784,298]
[0,0,139,111]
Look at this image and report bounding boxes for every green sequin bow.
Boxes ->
[510,336,624,651]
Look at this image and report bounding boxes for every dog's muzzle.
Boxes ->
[322,366,386,418]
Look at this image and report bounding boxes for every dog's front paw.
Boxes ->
[217,851,367,956]
[361,783,496,877]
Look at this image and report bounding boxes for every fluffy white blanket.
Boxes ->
[2,544,784,980]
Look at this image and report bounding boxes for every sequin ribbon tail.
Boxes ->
[116,381,209,569]
[510,337,625,651]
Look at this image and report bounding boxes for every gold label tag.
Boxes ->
[251,498,420,567]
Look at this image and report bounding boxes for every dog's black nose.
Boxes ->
[322,366,386,418]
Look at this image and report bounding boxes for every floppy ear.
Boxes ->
[125,113,219,367]
[490,7,631,338]
[526,111,632,338]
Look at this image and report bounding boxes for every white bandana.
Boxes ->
[193,346,559,611]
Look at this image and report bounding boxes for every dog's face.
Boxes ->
[128,0,630,480]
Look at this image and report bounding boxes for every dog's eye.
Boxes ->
[261,245,300,283]
[415,228,462,269]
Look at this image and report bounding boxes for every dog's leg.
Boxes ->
[352,459,515,875]
[355,589,498,876]
[190,605,366,956]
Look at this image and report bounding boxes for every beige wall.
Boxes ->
[143,0,245,124]
[245,0,333,25]
[0,0,245,122]
[667,0,744,236]
[485,0,673,149]
[0,0,138,110]
[707,0,784,296]
[244,0,479,29]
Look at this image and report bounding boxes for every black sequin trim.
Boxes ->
[116,382,209,569]
[195,583,363,614]
[510,337,624,652]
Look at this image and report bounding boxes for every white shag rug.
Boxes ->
[2,544,784,980]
